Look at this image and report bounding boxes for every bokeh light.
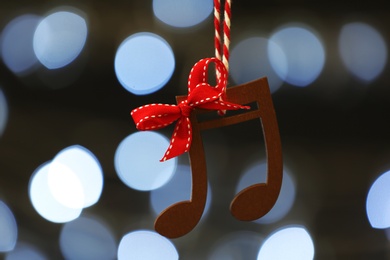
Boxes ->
[33,10,87,69]
[230,37,284,93]
[366,170,390,229]
[236,161,296,224]
[208,231,263,260]
[153,0,213,28]
[0,89,8,137]
[117,230,178,260]
[5,242,47,260]
[29,145,103,222]
[150,164,212,218]
[257,226,315,260]
[114,132,177,191]
[0,14,41,75]
[114,32,175,95]
[50,145,103,208]
[339,22,387,82]
[0,201,17,252]
[48,161,85,209]
[29,162,82,223]
[268,24,325,87]
[60,216,117,260]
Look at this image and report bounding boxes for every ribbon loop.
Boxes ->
[131,58,250,161]
[188,58,227,94]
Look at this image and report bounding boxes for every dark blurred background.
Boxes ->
[1,0,390,259]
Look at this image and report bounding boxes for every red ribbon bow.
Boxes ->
[131,58,250,161]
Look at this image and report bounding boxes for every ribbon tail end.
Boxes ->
[159,156,170,162]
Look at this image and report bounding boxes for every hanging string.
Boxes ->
[214,0,232,115]
[214,0,222,62]
[214,0,232,75]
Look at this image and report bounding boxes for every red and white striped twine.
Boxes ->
[214,0,232,115]
[214,0,232,74]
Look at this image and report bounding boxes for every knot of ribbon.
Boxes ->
[131,58,250,161]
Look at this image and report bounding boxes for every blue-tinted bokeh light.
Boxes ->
[230,37,285,93]
[153,0,213,28]
[115,132,177,191]
[0,201,18,252]
[0,89,8,137]
[60,216,117,260]
[115,32,175,95]
[33,10,88,69]
[366,170,390,229]
[339,22,387,82]
[268,25,325,87]
[5,242,47,260]
[29,162,83,223]
[0,14,41,75]
[257,226,315,260]
[117,230,178,260]
[50,145,103,208]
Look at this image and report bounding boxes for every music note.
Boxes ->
[154,77,283,238]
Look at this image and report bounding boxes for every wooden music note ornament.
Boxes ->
[131,58,283,238]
